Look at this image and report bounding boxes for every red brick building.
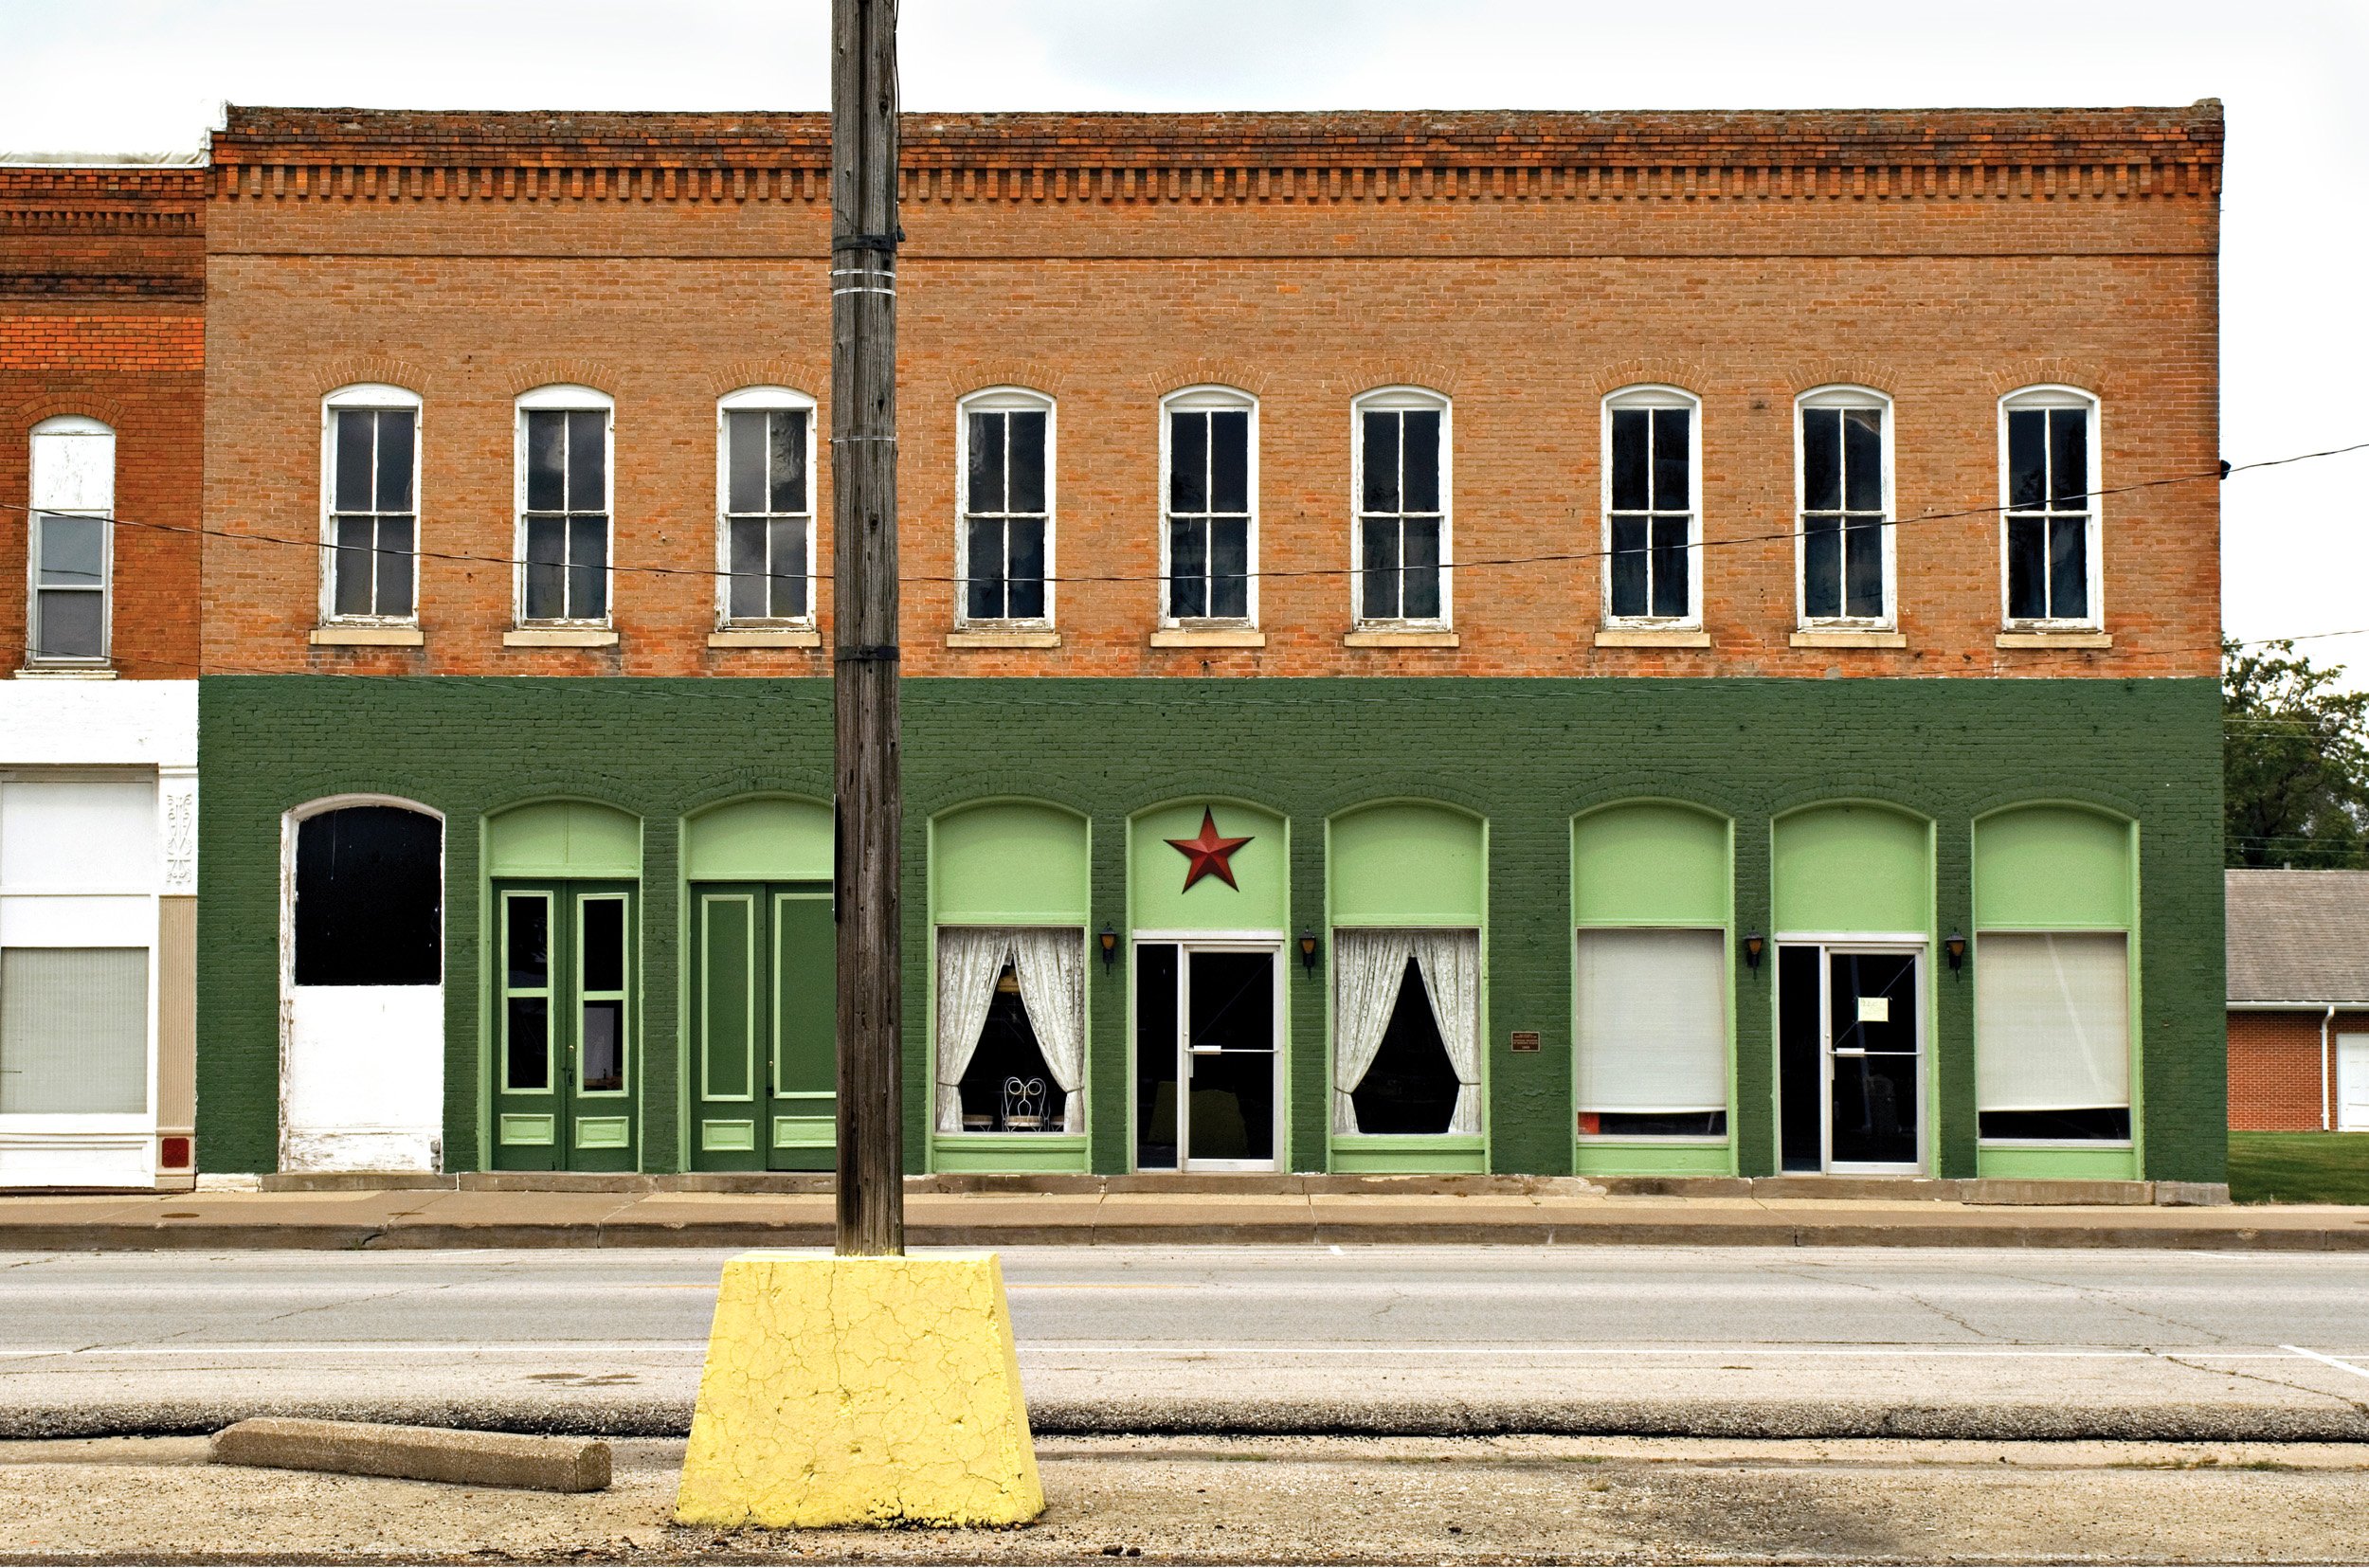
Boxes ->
[2227,870,2369,1132]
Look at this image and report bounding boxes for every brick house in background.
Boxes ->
[7,101,2233,1187]
[0,157,205,1189]
[2227,869,2369,1132]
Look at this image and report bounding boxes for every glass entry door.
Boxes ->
[492,880,637,1171]
[1777,943,1924,1174]
[1133,941,1280,1172]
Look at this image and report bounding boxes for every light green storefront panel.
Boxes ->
[1574,802,1730,928]
[1575,1141,1734,1177]
[574,1117,631,1149]
[684,797,831,882]
[1130,801,1287,930]
[498,1113,555,1146]
[1974,806,2135,929]
[1772,803,1930,934]
[1331,1134,1487,1173]
[1976,1144,2138,1181]
[486,800,642,879]
[1329,802,1485,926]
[933,802,1091,924]
[771,1114,838,1149]
[698,892,757,1102]
[700,1119,757,1152]
[930,1133,1092,1173]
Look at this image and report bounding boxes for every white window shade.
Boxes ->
[31,424,115,512]
[0,947,149,1113]
[1975,932,2129,1111]
[1576,928,1727,1112]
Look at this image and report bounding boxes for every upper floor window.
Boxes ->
[716,387,815,627]
[1602,387,1699,626]
[959,388,1053,626]
[321,385,420,624]
[1161,387,1256,626]
[27,415,115,665]
[1796,387,1893,627]
[1353,388,1451,627]
[515,386,612,626]
[2000,387,2101,627]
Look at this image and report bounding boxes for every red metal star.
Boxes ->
[1166,808,1254,892]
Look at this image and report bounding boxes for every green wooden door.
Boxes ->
[689,882,836,1171]
[493,880,638,1171]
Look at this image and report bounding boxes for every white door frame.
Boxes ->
[1778,934,1928,1176]
[1131,929,1285,1173]
[2339,1033,2369,1133]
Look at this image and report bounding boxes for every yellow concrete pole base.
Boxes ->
[673,1251,1045,1529]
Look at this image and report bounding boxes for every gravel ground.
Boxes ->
[4,1433,2369,1564]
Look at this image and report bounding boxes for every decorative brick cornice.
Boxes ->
[1585,359,1718,401]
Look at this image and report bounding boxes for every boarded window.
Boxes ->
[294,806,443,986]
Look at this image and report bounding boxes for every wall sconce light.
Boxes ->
[1298,930,1321,975]
[1097,924,1118,972]
[1743,932,1765,973]
[1945,932,1967,973]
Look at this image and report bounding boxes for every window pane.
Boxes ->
[333,515,374,617]
[581,1000,624,1091]
[1650,514,1689,619]
[374,410,415,512]
[582,898,624,992]
[1402,409,1440,514]
[1168,518,1207,618]
[567,410,606,512]
[34,589,103,659]
[293,805,443,986]
[1803,514,1841,620]
[1610,408,1650,513]
[1842,407,1883,513]
[2005,516,2047,621]
[1801,408,1840,512]
[769,409,808,514]
[2050,515,2089,620]
[1005,410,1045,514]
[1402,516,1440,620]
[726,410,766,514]
[376,514,415,618]
[1362,410,1401,514]
[1609,514,1649,618]
[1652,407,1690,512]
[728,517,768,620]
[507,896,550,988]
[966,516,1004,621]
[1208,409,1249,514]
[335,410,376,512]
[769,516,809,619]
[567,514,608,620]
[0,947,148,1114]
[1575,928,1727,1116]
[1845,519,1885,619]
[1362,516,1401,620]
[1975,931,2128,1113]
[1006,517,1044,620]
[2007,409,2047,510]
[1167,412,1207,513]
[1209,516,1249,619]
[2050,407,2089,509]
[505,996,549,1090]
[967,411,1005,515]
[38,514,105,586]
[524,516,566,620]
[525,410,566,512]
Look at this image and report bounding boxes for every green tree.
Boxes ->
[2223,637,2369,868]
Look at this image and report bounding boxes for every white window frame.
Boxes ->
[25,415,116,669]
[1599,385,1703,630]
[1997,386,2105,632]
[954,387,1057,630]
[1157,385,1259,630]
[1349,387,1454,631]
[714,385,819,630]
[319,384,424,628]
[513,384,616,629]
[1793,386,1897,631]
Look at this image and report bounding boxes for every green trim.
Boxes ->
[699,1119,756,1152]
[1329,1133,1488,1173]
[1329,802,1486,926]
[930,1132,1092,1173]
[932,801,1091,926]
[771,1114,837,1148]
[1772,802,1930,935]
[682,796,830,882]
[1575,1140,1735,1176]
[497,1113,554,1145]
[1574,801,1731,928]
[1973,804,2134,928]
[1976,1144,2139,1181]
[574,1116,630,1149]
[1130,800,1288,933]
[485,799,642,879]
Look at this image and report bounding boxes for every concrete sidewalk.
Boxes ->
[4,1181,2366,1251]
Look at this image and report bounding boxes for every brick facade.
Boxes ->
[2227,1009,2361,1131]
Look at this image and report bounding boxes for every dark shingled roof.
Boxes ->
[2227,869,2369,1005]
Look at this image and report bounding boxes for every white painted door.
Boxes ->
[2339,1034,2369,1133]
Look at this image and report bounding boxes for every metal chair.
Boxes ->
[1001,1075,1047,1131]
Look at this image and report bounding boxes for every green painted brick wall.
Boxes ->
[195,675,2226,1181]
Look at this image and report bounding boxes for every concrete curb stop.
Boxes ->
[208,1416,611,1492]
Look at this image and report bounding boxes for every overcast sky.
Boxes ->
[4,0,2362,667]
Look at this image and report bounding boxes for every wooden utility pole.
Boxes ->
[831,0,903,1257]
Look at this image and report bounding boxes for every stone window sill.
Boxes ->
[1344,627,1459,649]
[13,665,116,679]
[311,625,424,647]
[708,628,821,649]
[1596,627,1710,648]
[1997,630,2112,650]
[1790,629,1907,649]
[947,628,1061,650]
[503,627,619,648]
[1149,627,1266,649]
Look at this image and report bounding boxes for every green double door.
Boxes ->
[493,880,638,1171]
[689,882,837,1170]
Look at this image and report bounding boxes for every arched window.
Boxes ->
[292,802,443,986]
[27,415,115,664]
[515,385,614,626]
[1999,387,2103,628]
[321,385,422,624]
[1600,387,1700,627]
[957,387,1056,627]
[1351,387,1451,628]
[1160,387,1257,627]
[1795,387,1895,628]
[716,386,817,628]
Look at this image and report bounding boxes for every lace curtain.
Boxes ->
[1009,927,1088,1131]
[1330,928,1416,1134]
[1411,928,1483,1135]
[932,928,1010,1133]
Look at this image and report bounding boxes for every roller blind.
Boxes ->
[1975,931,2129,1112]
[0,946,149,1113]
[1575,928,1727,1113]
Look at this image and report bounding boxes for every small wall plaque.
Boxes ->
[1509,1030,1541,1054]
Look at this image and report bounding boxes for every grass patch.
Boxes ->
[2228,1132,2369,1204]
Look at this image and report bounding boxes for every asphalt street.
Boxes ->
[4,1244,2367,1439]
